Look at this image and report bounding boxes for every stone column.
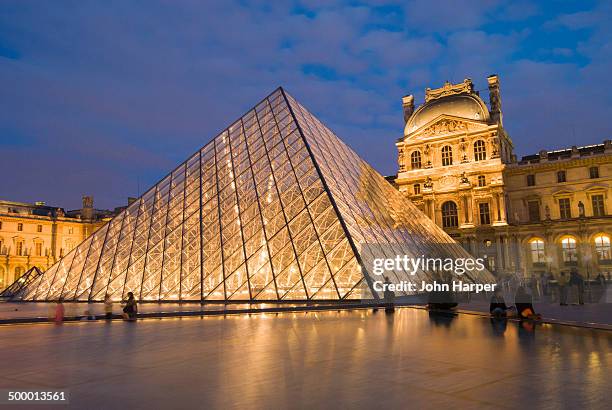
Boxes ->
[496,234,504,271]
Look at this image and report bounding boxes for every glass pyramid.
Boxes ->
[19,88,493,302]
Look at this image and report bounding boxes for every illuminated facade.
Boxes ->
[393,76,612,280]
[0,198,115,291]
[16,88,492,302]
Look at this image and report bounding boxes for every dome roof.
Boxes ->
[405,94,490,135]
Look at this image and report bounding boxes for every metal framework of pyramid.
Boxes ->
[18,88,493,302]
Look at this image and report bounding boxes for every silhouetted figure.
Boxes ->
[383,276,395,313]
[569,269,585,305]
[54,300,65,324]
[596,272,606,288]
[489,288,514,318]
[104,295,113,319]
[541,272,550,296]
[514,286,541,320]
[122,292,138,321]
[558,271,569,306]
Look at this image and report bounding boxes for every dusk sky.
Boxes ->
[1,0,611,210]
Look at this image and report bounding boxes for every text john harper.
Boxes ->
[373,280,496,293]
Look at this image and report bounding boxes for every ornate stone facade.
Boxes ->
[0,197,122,290]
[391,75,612,282]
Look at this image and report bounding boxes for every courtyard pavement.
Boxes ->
[0,308,610,409]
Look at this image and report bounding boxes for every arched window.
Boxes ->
[594,234,611,260]
[441,201,458,228]
[410,151,422,169]
[441,146,453,166]
[474,140,487,161]
[561,236,577,263]
[529,239,545,263]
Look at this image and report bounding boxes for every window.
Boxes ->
[441,201,458,228]
[594,234,611,260]
[479,202,491,225]
[592,195,605,217]
[527,201,540,222]
[530,239,546,264]
[441,146,453,166]
[474,140,486,161]
[477,175,486,187]
[559,198,571,219]
[561,237,577,263]
[37,224,42,233]
[0,238,3,254]
[0,221,2,229]
[14,266,23,280]
[66,240,74,252]
[16,241,24,256]
[413,184,421,195]
[35,242,43,256]
[411,151,422,170]
[589,166,599,179]
[557,170,566,183]
[17,223,23,231]
[527,174,535,186]
[68,227,74,234]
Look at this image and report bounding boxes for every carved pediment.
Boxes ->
[409,115,489,139]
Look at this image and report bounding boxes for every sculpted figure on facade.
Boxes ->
[398,147,406,171]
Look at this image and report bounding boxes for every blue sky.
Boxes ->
[1,0,611,209]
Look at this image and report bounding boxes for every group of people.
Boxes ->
[489,287,541,321]
[53,292,138,323]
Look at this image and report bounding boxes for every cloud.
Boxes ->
[0,0,610,208]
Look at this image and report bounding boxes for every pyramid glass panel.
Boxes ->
[17,88,493,302]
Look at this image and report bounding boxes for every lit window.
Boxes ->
[411,151,422,170]
[594,234,611,260]
[592,195,605,217]
[35,242,43,256]
[559,198,571,219]
[530,239,545,263]
[557,170,566,183]
[442,201,458,228]
[413,184,421,195]
[589,166,599,179]
[68,227,74,234]
[37,224,42,233]
[16,241,24,256]
[479,202,491,225]
[14,266,23,279]
[441,146,453,166]
[17,223,23,231]
[561,237,577,263]
[474,140,486,161]
[478,175,486,187]
[527,174,535,186]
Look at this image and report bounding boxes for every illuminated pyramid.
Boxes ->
[18,88,493,302]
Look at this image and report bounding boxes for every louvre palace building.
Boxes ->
[390,75,612,281]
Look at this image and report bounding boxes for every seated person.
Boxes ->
[514,286,542,320]
[489,288,514,318]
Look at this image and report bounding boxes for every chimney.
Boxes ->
[402,95,414,123]
[487,74,502,125]
[82,195,94,220]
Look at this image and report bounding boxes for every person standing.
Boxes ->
[122,292,138,321]
[54,300,65,323]
[570,269,585,305]
[104,295,113,320]
[558,271,569,306]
